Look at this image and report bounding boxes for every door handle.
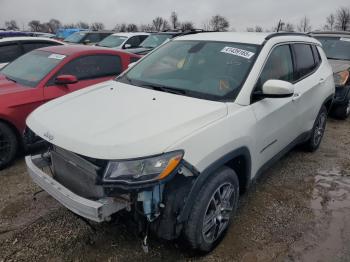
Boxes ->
[292,93,300,101]
[319,78,325,84]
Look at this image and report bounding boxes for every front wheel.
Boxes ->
[0,122,18,170]
[183,167,239,252]
[303,106,327,152]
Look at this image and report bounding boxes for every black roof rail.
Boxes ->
[265,32,312,40]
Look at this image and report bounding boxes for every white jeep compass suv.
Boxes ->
[25,32,335,252]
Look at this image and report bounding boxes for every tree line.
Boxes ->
[1,12,230,33]
[2,6,350,34]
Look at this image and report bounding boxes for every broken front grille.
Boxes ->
[51,146,106,199]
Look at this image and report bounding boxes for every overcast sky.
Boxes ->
[0,0,349,31]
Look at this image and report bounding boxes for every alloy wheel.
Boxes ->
[202,182,235,244]
[313,112,327,146]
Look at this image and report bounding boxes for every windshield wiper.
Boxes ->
[140,83,187,95]
[5,75,16,83]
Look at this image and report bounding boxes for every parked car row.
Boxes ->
[0,30,349,253]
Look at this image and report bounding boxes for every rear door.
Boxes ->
[251,44,299,168]
[291,43,323,133]
[43,54,122,101]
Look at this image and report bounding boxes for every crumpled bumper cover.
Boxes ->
[25,155,127,222]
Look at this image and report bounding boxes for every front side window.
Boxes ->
[97,35,128,48]
[315,36,350,60]
[1,50,64,87]
[55,55,122,81]
[257,45,294,89]
[125,36,141,48]
[120,40,259,101]
[85,33,102,43]
[0,43,22,63]
[293,44,316,80]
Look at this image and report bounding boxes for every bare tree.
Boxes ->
[335,7,350,31]
[63,23,76,29]
[90,22,105,31]
[152,17,169,31]
[297,16,312,32]
[285,23,295,32]
[246,27,254,32]
[324,14,336,31]
[209,15,229,31]
[180,22,194,31]
[46,19,61,33]
[114,23,127,32]
[170,11,180,30]
[126,24,138,32]
[255,26,263,32]
[5,20,19,30]
[76,21,89,29]
[140,24,154,32]
[28,20,42,31]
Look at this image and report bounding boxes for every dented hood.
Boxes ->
[27,81,227,159]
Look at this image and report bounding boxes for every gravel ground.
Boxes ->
[0,117,349,262]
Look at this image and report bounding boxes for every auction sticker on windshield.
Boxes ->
[48,54,66,60]
[340,38,350,42]
[221,47,255,59]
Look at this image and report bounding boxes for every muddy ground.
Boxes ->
[0,117,349,262]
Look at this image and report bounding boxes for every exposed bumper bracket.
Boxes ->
[26,155,127,222]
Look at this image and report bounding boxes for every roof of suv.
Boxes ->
[175,32,320,45]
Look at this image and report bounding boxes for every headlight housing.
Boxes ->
[103,151,184,184]
[334,70,350,87]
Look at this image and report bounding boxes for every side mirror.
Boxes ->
[83,39,91,45]
[124,43,132,49]
[55,75,78,85]
[255,79,294,98]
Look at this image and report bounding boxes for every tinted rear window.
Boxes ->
[293,44,316,80]
[0,43,22,63]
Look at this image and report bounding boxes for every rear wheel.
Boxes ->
[303,106,327,152]
[332,99,350,120]
[183,167,239,252]
[0,122,18,170]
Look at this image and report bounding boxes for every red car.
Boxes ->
[0,45,140,169]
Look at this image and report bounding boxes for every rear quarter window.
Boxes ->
[293,44,317,81]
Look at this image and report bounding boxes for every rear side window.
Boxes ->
[0,43,22,63]
[257,44,294,89]
[57,55,122,80]
[22,41,61,53]
[125,36,141,48]
[293,44,316,81]
[85,33,102,43]
[311,45,321,66]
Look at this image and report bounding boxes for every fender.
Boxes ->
[177,146,251,223]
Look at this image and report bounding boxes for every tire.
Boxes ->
[332,99,350,120]
[0,122,18,170]
[183,167,239,252]
[303,106,328,152]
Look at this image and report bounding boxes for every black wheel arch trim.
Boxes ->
[176,146,251,223]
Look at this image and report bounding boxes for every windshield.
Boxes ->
[64,32,86,43]
[120,40,259,101]
[315,36,350,60]
[1,50,64,87]
[97,35,128,47]
[140,34,172,48]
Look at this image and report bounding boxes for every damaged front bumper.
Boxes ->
[25,155,128,222]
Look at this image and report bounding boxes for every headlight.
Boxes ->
[103,151,184,184]
[334,70,350,86]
